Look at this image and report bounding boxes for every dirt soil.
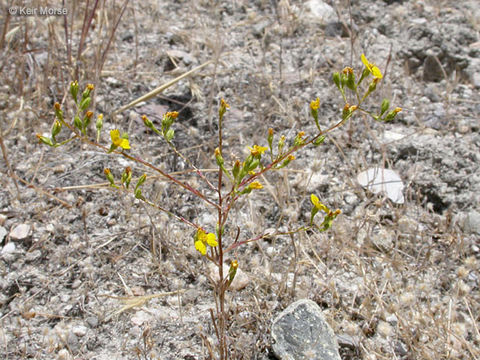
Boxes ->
[0,0,479,359]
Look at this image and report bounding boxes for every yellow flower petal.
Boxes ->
[249,181,263,189]
[249,145,268,156]
[119,138,130,150]
[110,129,120,143]
[361,54,383,79]
[310,194,329,212]
[310,98,320,110]
[371,66,383,79]
[206,233,218,247]
[361,54,369,69]
[195,239,207,255]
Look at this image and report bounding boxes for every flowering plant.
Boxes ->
[37,54,400,359]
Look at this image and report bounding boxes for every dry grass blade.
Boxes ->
[111,59,214,116]
[103,290,186,321]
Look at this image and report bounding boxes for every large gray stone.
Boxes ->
[272,299,341,360]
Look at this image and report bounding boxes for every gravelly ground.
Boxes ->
[0,0,479,359]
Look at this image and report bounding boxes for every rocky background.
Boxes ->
[0,0,479,359]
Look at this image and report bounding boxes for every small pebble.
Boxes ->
[72,325,88,337]
[0,226,7,241]
[9,223,31,240]
[71,279,82,289]
[25,250,42,262]
[66,331,79,350]
[1,241,15,255]
[377,321,394,337]
[57,348,72,360]
[85,316,99,328]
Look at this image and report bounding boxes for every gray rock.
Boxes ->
[85,316,99,328]
[370,228,394,252]
[72,325,88,337]
[1,241,15,254]
[272,299,341,360]
[0,226,7,242]
[424,84,441,102]
[66,331,79,351]
[461,211,480,235]
[9,223,31,241]
[325,22,348,37]
[423,55,444,82]
[473,72,480,89]
[305,0,337,24]
[25,250,41,262]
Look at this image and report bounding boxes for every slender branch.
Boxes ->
[165,139,217,192]
[224,226,309,254]
[59,119,220,210]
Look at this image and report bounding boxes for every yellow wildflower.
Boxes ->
[165,111,179,119]
[220,98,230,109]
[248,145,268,157]
[310,194,329,213]
[110,129,130,150]
[249,181,263,190]
[194,228,218,256]
[310,98,320,111]
[361,54,383,79]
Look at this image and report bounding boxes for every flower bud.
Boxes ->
[277,154,295,169]
[54,102,63,122]
[165,128,175,141]
[83,110,94,132]
[214,147,224,167]
[74,115,82,130]
[104,168,115,186]
[135,173,147,191]
[36,134,54,146]
[278,135,286,154]
[161,113,174,132]
[82,84,94,100]
[70,81,79,102]
[122,166,132,189]
[228,260,239,287]
[380,99,390,116]
[384,107,402,122]
[247,158,259,172]
[142,115,153,129]
[232,160,241,181]
[332,72,341,89]
[219,98,230,119]
[293,131,306,147]
[79,96,91,112]
[342,104,350,120]
[96,114,103,142]
[51,120,62,139]
[344,67,356,91]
